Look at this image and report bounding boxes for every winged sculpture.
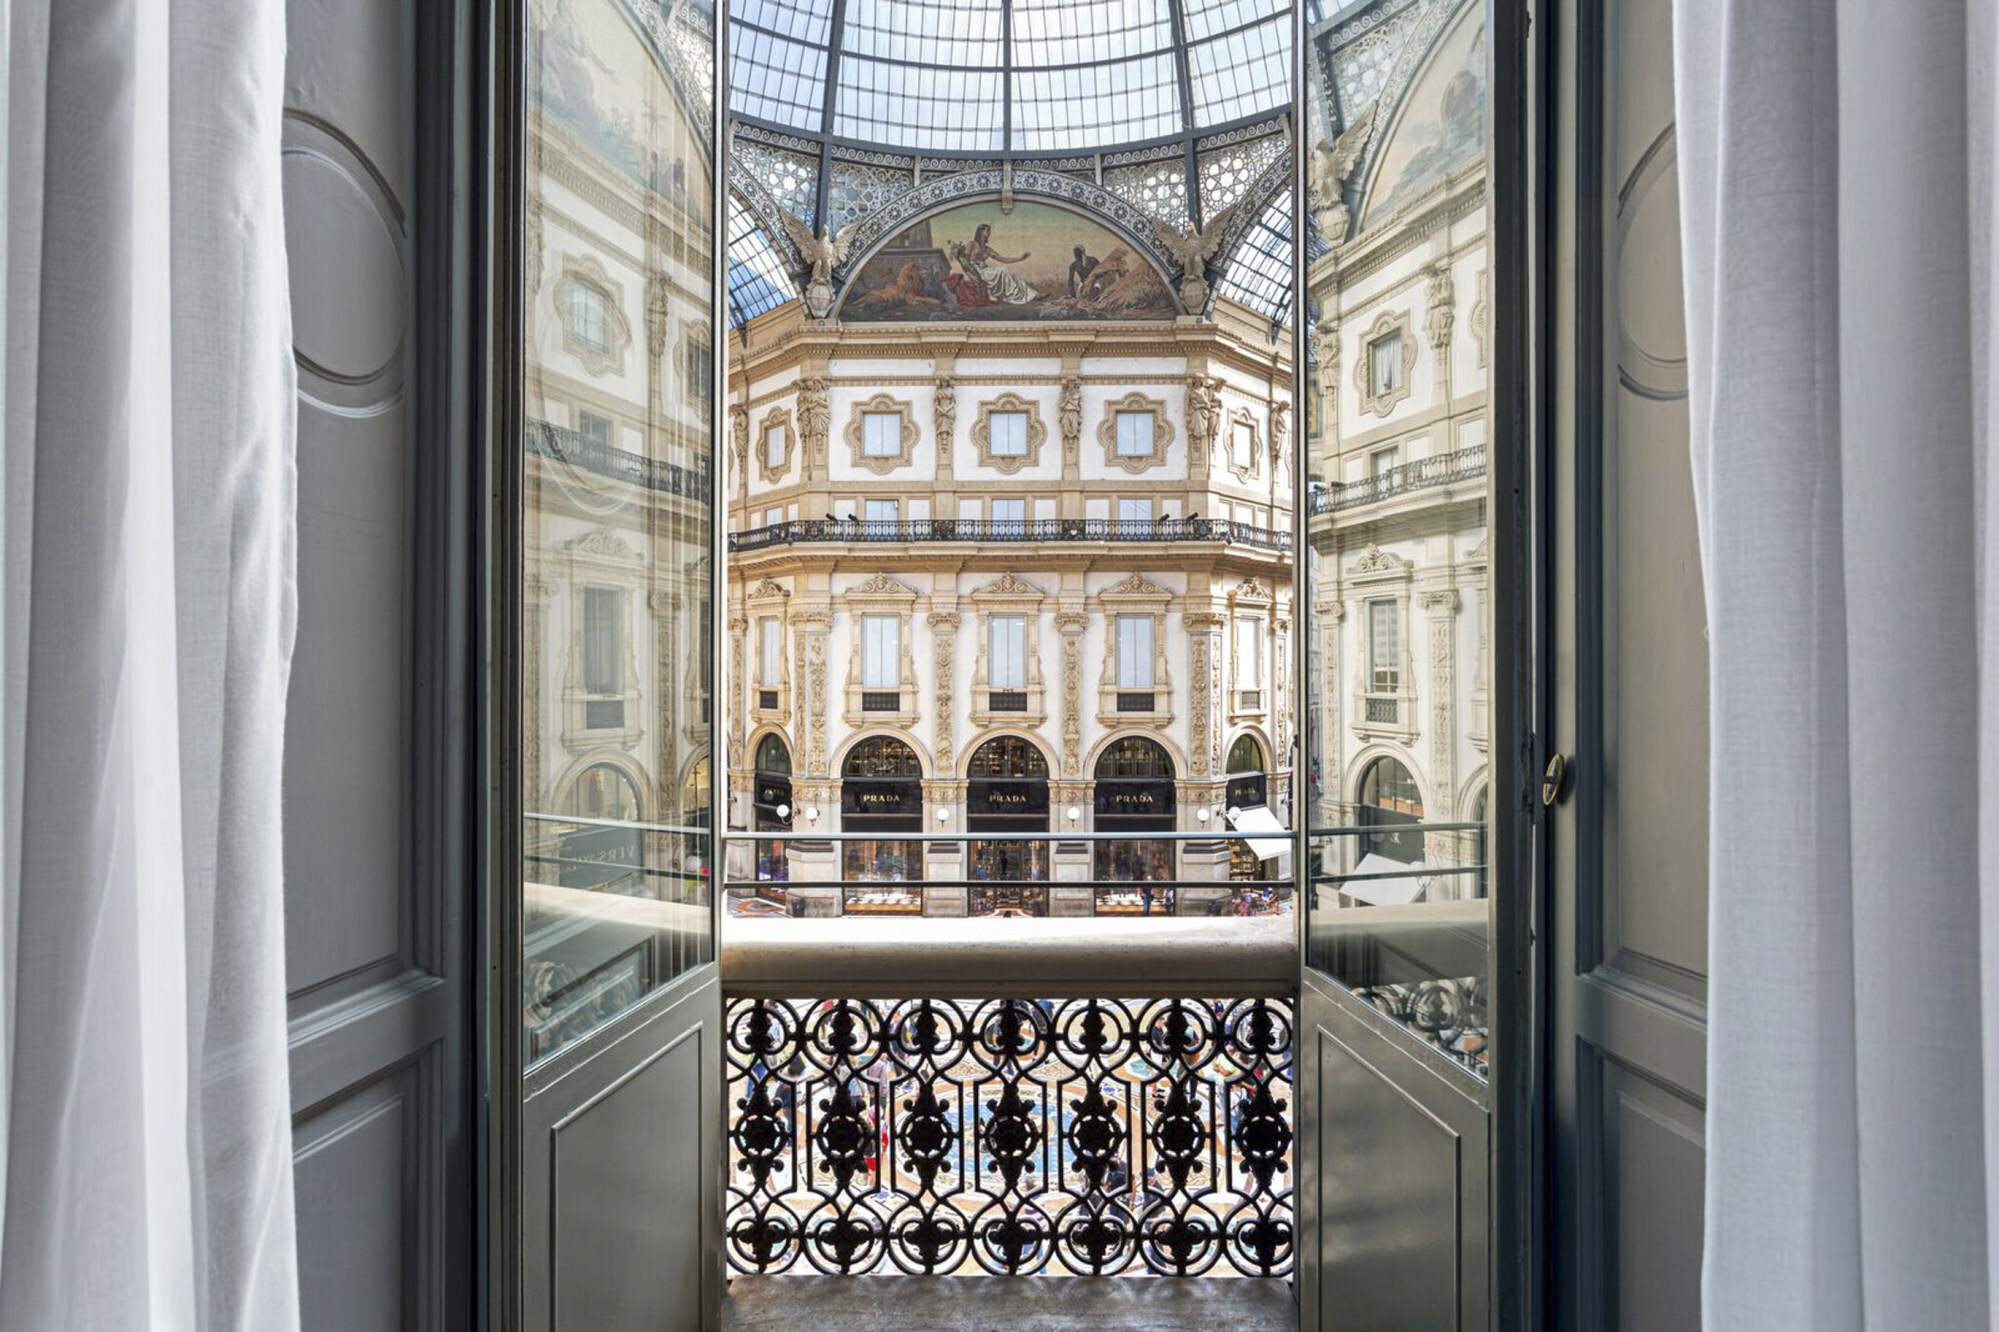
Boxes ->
[1148,194,1247,316]
[778,207,862,317]
[1310,101,1377,244]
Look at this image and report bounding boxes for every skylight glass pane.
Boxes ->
[1214,192,1292,325]
[1010,0,1174,66]
[1182,0,1286,42]
[726,196,797,328]
[834,56,1005,152]
[842,0,1002,66]
[734,0,833,47]
[1012,54,1182,153]
[728,25,828,130]
[1187,16,1287,126]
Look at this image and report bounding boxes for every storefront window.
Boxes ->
[1092,735,1176,885]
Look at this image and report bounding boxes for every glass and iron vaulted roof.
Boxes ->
[730,0,1289,156]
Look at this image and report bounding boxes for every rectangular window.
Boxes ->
[583,586,622,698]
[1237,617,1263,690]
[991,498,1026,529]
[1371,445,1400,477]
[1117,498,1151,524]
[763,507,785,527]
[1368,599,1400,692]
[1370,330,1405,397]
[864,499,900,524]
[683,336,712,406]
[1235,421,1258,469]
[989,615,1027,689]
[863,412,901,457]
[989,411,1028,457]
[569,284,610,352]
[862,615,900,688]
[763,423,786,468]
[1116,411,1153,457]
[577,409,613,449]
[1116,614,1154,688]
[759,617,780,688]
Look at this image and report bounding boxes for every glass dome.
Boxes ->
[730,0,1289,156]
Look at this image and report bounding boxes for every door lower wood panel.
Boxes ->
[1306,976,1489,1332]
[524,970,723,1332]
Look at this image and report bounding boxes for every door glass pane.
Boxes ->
[522,0,716,1065]
[1303,0,1492,1079]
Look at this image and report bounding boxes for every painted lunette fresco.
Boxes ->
[839,201,1181,322]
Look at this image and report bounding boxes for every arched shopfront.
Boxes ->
[752,733,794,883]
[840,736,925,913]
[1359,754,1426,864]
[1225,735,1269,882]
[1092,736,1177,912]
[966,735,1050,915]
[1223,733,1290,890]
[558,760,646,894]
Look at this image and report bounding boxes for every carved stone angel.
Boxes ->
[1148,196,1247,316]
[1310,101,1377,244]
[778,207,862,318]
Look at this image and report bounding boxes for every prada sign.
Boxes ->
[1226,773,1268,809]
[841,779,921,819]
[967,778,1050,821]
[1094,779,1176,830]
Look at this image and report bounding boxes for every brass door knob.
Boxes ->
[1541,752,1570,807]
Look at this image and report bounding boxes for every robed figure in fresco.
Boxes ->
[948,223,1038,308]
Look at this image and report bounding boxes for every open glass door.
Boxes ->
[1295,0,1510,1325]
[507,0,725,1325]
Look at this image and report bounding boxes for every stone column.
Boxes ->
[921,779,967,916]
[1049,780,1094,917]
[1175,778,1232,916]
[785,779,841,917]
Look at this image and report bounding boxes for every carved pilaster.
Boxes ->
[796,614,831,776]
[524,573,558,812]
[1056,610,1088,777]
[934,376,957,480]
[1185,611,1224,778]
[1421,588,1460,819]
[718,604,742,771]
[1059,375,1083,479]
[1425,260,1455,354]
[797,375,830,480]
[928,610,960,775]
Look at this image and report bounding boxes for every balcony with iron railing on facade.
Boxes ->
[728,514,1294,555]
[1309,443,1487,517]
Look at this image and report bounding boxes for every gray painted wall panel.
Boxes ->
[293,1072,413,1332]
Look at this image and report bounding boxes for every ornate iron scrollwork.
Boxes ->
[725,995,1295,1278]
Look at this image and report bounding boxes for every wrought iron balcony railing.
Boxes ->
[723,992,1295,1279]
[1309,443,1487,515]
[526,419,710,500]
[729,515,1293,554]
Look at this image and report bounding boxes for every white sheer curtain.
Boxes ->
[0,0,301,1326]
[1676,0,1999,1325]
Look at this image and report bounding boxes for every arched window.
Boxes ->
[1094,735,1174,779]
[572,762,642,822]
[1358,756,1425,863]
[1227,734,1264,774]
[968,735,1049,779]
[843,735,923,777]
[754,732,792,774]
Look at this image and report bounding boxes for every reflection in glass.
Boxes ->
[522,0,716,1065]
[1302,0,1491,1077]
